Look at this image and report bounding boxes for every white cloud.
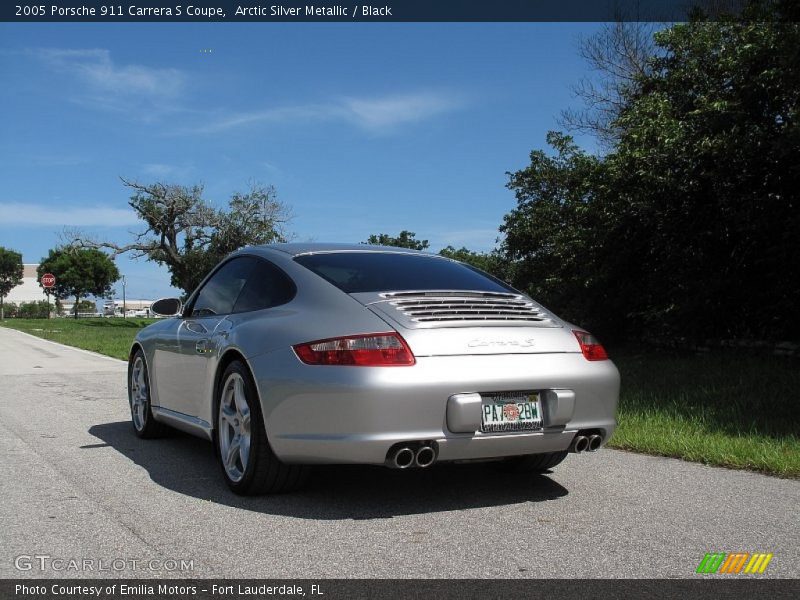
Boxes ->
[142,163,175,177]
[32,48,185,99]
[261,161,282,175]
[0,203,138,227]
[193,91,464,134]
[22,47,463,133]
[197,105,325,132]
[341,92,458,130]
[140,162,197,181]
[20,47,186,120]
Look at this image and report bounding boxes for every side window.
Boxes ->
[191,257,256,317]
[233,259,296,313]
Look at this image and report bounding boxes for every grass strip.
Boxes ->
[1,317,155,361]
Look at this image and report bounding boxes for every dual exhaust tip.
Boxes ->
[389,434,601,466]
[571,433,602,453]
[388,444,437,469]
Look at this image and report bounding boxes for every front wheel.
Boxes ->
[216,361,308,495]
[494,451,568,474]
[127,350,168,439]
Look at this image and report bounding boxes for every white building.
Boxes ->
[5,264,154,317]
[104,299,156,317]
[5,264,49,304]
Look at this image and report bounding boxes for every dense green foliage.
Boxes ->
[0,246,24,319]
[364,232,507,277]
[14,300,53,318]
[1,300,54,319]
[37,248,119,319]
[502,5,799,343]
[437,245,507,277]
[74,299,98,313]
[365,230,430,250]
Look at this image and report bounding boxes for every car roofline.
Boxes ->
[236,243,447,259]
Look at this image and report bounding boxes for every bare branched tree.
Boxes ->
[217,183,293,250]
[69,178,291,295]
[559,21,661,147]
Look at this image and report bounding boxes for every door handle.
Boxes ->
[185,321,208,334]
[195,339,212,354]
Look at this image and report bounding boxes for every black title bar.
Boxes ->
[3,0,760,22]
[3,579,800,600]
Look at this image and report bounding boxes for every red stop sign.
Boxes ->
[41,273,56,288]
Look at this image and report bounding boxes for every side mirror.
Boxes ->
[151,297,183,317]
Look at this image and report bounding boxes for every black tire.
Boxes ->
[127,349,168,439]
[215,360,308,495]
[494,451,568,474]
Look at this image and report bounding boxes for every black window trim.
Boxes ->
[182,254,297,319]
[292,251,518,295]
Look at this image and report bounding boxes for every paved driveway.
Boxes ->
[0,326,797,579]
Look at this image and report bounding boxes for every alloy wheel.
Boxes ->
[218,372,252,483]
[129,355,148,431]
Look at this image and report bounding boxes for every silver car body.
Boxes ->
[132,243,620,465]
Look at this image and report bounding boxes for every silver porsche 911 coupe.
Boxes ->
[128,243,619,494]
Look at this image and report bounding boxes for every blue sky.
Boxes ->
[0,23,602,299]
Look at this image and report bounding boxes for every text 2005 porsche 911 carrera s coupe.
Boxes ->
[128,243,620,495]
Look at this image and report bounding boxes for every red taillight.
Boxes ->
[293,333,416,366]
[572,330,609,361]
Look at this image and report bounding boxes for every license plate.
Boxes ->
[480,391,542,433]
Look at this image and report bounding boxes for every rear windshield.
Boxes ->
[294,252,515,294]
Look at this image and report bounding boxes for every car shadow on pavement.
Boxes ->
[88,421,569,519]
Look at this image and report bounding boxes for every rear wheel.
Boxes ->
[216,361,308,495]
[127,350,168,438]
[495,451,568,473]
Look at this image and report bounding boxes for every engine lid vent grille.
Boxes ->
[382,291,553,324]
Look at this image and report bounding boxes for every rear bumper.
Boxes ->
[249,351,619,465]
[271,427,617,465]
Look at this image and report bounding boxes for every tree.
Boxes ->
[365,231,429,250]
[75,299,97,313]
[501,132,619,337]
[438,246,507,280]
[559,22,660,146]
[606,4,800,341]
[70,179,290,296]
[2,302,18,318]
[0,247,24,320]
[17,301,50,319]
[37,248,120,319]
[503,2,800,343]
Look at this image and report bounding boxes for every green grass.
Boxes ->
[609,351,800,478]
[2,318,798,477]
[0,317,156,361]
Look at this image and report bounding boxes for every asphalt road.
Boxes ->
[0,326,797,579]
